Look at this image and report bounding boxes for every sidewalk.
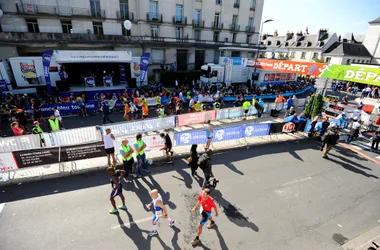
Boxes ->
[0,129,308,186]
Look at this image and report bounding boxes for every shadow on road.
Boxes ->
[327,155,378,179]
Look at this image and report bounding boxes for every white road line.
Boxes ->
[282,177,312,187]
[111,216,152,230]
[0,203,6,215]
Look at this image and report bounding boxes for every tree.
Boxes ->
[312,93,324,119]
[304,94,315,118]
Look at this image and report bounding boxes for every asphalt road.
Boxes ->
[1,140,380,250]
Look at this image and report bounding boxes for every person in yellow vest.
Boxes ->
[156,94,161,109]
[242,100,252,120]
[48,114,62,132]
[120,139,135,180]
[194,101,202,112]
[142,103,149,120]
[32,121,45,147]
[134,133,148,178]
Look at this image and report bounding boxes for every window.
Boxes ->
[90,0,102,17]
[250,0,256,10]
[290,51,295,58]
[234,0,239,7]
[194,30,201,41]
[120,0,129,20]
[93,21,103,35]
[213,32,219,42]
[122,24,131,36]
[248,18,253,27]
[232,15,238,26]
[149,1,158,19]
[214,50,220,64]
[176,27,183,39]
[61,20,72,34]
[214,13,220,26]
[216,0,221,5]
[194,10,201,25]
[366,60,370,63]
[301,52,306,59]
[346,59,351,64]
[151,25,159,37]
[231,51,240,57]
[232,33,237,43]
[26,19,39,33]
[362,60,365,63]
[175,5,183,22]
[352,59,355,63]
[325,57,331,63]
[151,49,165,64]
[312,52,318,59]
[246,35,251,44]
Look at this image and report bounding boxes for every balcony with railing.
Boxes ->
[192,19,205,28]
[15,3,106,18]
[212,22,223,30]
[172,16,187,25]
[234,2,240,8]
[230,23,240,31]
[146,12,163,23]
[245,26,255,33]
[116,11,134,22]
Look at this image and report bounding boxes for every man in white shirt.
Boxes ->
[179,91,184,102]
[345,119,361,143]
[352,108,361,121]
[52,106,64,129]
[175,79,179,91]
[365,86,372,98]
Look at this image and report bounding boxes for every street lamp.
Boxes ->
[253,19,274,75]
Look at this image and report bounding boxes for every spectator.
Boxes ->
[77,95,87,117]
[101,101,114,124]
[345,118,361,144]
[11,122,23,136]
[321,125,340,159]
[371,127,380,152]
[285,106,296,118]
[286,97,293,110]
[48,114,63,132]
[134,133,149,177]
[187,144,199,177]
[32,121,45,147]
[52,107,64,129]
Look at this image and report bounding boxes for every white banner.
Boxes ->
[54,50,132,63]
[0,134,42,153]
[47,126,101,147]
[197,94,214,102]
[101,116,176,137]
[0,153,18,172]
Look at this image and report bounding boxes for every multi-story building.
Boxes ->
[0,0,264,76]
[363,17,380,64]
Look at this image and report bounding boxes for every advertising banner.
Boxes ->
[0,153,18,172]
[216,107,244,120]
[243,123,271,137]
[61,142,106,162]
[13,147,61,168]
[54,50,132,63]
[131,57,141,79]
[321,64,380,86]
[0,134,42,153]
[22,101,98,115]
[101,116,176,137]
[140,53,150,85]
[42,50,54,95]
[20,60,37,79]
[103,76,113,86]
[245,59,329,77]
[177,110,216,127]
[119,64,127,82]
[85,77,95,86]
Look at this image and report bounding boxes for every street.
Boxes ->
[1,140,380,250]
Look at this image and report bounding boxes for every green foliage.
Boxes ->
[304,94,315,118]
[312,94,324,118]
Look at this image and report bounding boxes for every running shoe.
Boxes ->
[118,205,127,210]
[166,160,173,164]
[148,230,158,236]
[143,169,151,173]
[191,238,200,245]
[169,220,176,227]
[109,208,118,214]
[207,221,215,229]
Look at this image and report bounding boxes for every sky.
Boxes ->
[261,0,380,37]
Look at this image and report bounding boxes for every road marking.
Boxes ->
[0,203,6,215]
[111,216,152,230]
[338,142,380,165]
[282,177,312,187]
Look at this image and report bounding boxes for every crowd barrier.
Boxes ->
[0,134,42,153]
[0,119,307,175]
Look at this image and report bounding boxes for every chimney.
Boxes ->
[273,30,278,37]
[286,31,293,41]
[305,26,309,34]
[318,28,328,40]
[262,34,268,41]
[296,31,303,41]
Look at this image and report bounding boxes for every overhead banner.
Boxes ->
[321,64,380,86]
[42,50,54,95]
[140,52,150,84]
[54,50,132,63]
[244,59,328,77]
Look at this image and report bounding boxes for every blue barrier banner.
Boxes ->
[24,101,98,115]
[243,123,271,137]
[214,126,243,142]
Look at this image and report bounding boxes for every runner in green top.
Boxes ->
[242,100,252,120]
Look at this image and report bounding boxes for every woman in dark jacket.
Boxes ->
[188,144,199,176]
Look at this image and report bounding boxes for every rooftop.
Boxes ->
[323,42,372,57]
[369,17,380,24]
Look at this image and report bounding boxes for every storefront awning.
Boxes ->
[53,50,132,63]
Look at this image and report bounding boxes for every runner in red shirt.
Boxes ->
[191,188,219,246]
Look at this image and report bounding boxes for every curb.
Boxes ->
[0,132,309,187]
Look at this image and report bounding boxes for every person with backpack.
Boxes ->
[321,124,340,159]
[197,149,218,189]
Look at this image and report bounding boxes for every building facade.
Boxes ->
[0,0,264,76]
[363,17,380,64]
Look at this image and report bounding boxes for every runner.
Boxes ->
[158,105,165,118]
[104,128,117,167]
[146,189,176,236]
[242,99,251,120]
[130,101,138,120]
[160,132,173,163]
[203,120,213,150]
[175,100,182,115]
[52,106,64,129]
[188,96,195,113]
[120,139,134,179]
[107,167,127,214]
[123,101,130,121]
[142,103,149,120]
[190,188,219,246]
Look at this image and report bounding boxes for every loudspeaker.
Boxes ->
[128,78,137,88]
[55,80,70,92]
